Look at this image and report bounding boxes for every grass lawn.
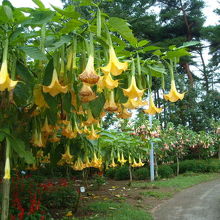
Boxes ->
[132,173,220,190]
[68,173,219,220]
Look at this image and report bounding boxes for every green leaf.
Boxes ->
[19,46,47,60]
[32,0,45,9]
[89,93,105,118]
[60,19,84,34]
[63,92,72,113]
[165,48,191,60]
[51,5,80,19]
[137,40,149,47]
[47,35,72,51]
[14,83,32,106]
[43,59,53,85]
[25,10,55,25]
[3,5,13,21]
[179,41,200,48]
[16,61,35,84]
[108,17,137,46]
[10,138,35,164]
[143,46,161,52]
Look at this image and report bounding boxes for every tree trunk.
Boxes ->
[1,179,10,220]
[197,48,209,93]
[128,165,133,186]
[181,62,194,88]
[154,154,158,179]
[176,156,179,176]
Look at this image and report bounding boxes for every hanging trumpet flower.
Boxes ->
[0,38,18,91]
[144,94,162,115]
[33,86,49,108]
[79,34,99,84]
[43,68,68,97]
[104,90,118,112]
[164,80,185,102]
[87,125,100,140]
[163,61,185,102]
[123,60,144,98]
[101,46,128,76]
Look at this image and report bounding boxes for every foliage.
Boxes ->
[114,166,130,181]
[140,191,173,199]
[133,173,220,190]
[133,167,150,180]
[84,201,153,220]
[158,165,174,178]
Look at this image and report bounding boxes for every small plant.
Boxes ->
[92,174,106,190]
[114,166,130,180]
[134,167,150,180]
[158,165,174,178]
[140,191,173,199]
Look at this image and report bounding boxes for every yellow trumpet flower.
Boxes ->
[80,93,97,103]
[123,75,144,98]
[137,157,144,167]
[4,157,10,179]
[144,95,162,115]
[33,86,49,108]
[79,83,94,97]
[164,80,185,102]
[101,46,128,76]
[123,98,140,109]
[31,130,45,147]
[48,132,60,143]
[79,55,99,84]
[41,117,53,134]
[87,125,100,140]
[43,68,68,97]
[117,108,132,119]
[103,73,119,89]
[72,157,85,171]
[104,91,118,112]
[61,145,73,165]
[62,121,77,139]
[118,153,127,165]
[0,60,18,92]
[84,109,99,126]
[131,158,139,168]
[109,158,117,168]
[90,152,102,169]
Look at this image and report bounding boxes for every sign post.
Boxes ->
[149,115,154,181]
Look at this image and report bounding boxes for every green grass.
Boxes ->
[81,201,153,220]
[133,173,220,190]
[140,191,173,199]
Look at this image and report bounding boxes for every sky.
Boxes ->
[0,0,219,26]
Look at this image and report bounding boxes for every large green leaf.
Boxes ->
[3,5,13,21]
[63,92,72,113]
[10,138,35,164]
[47,35,72,51]
[51,5,80,19]
[89,93,105,118]
[32,0,45,9]
[108,17,137,46]
[24,10,55,25]
[16,61,35,84]
[0,130,35,164]
[43,59,53,85]
[19,46,47,60]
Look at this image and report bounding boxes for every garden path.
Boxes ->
[152,178,220,220]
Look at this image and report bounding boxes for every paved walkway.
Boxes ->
[153,178,220,220]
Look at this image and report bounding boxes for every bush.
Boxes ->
[134,167,150,180]
[178,160,207,173]
[158,164,174,178]
[105,168,116,179]
[114,166,130,180]
[41,185,78,209]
